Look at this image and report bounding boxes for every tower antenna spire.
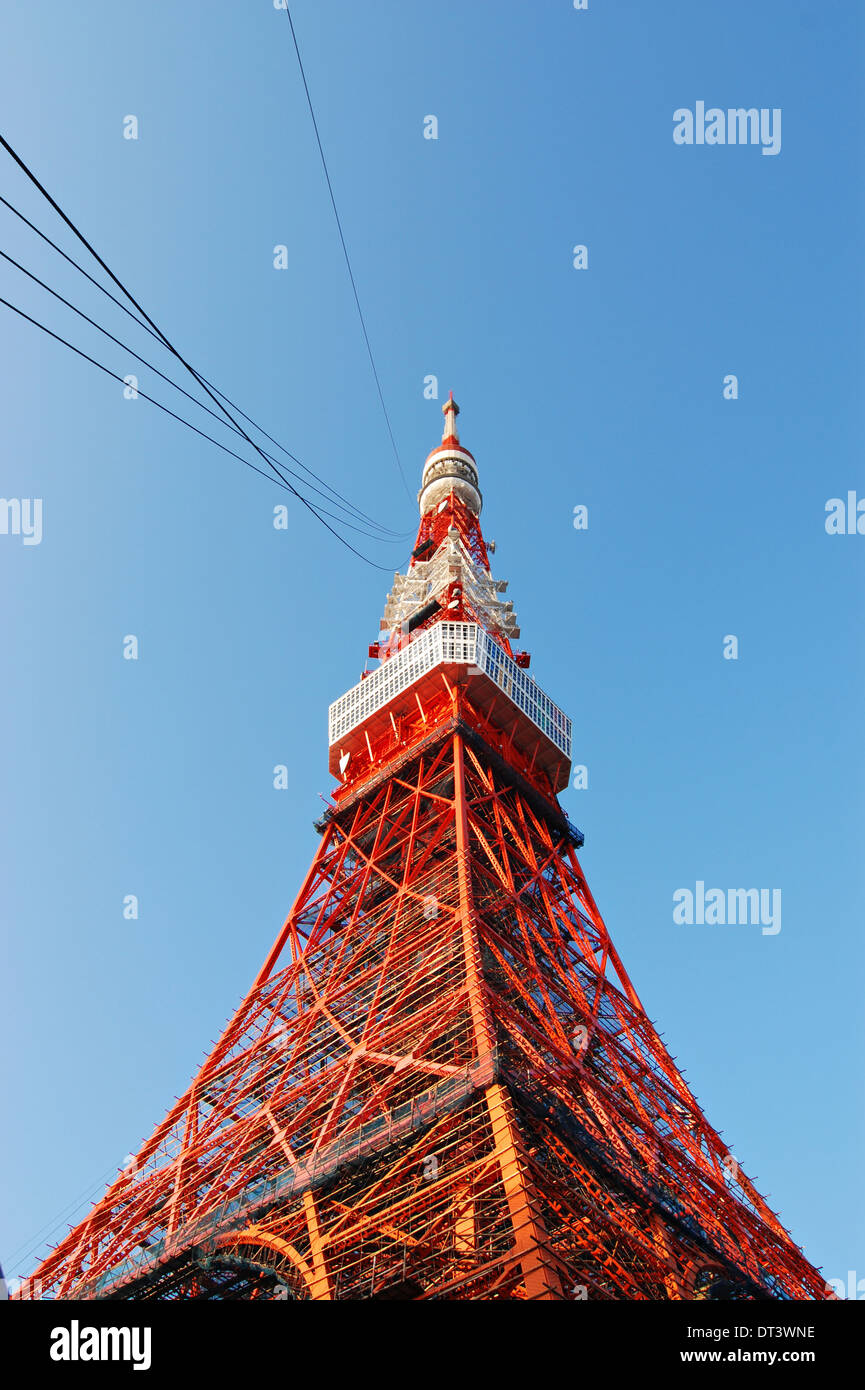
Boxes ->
[442,390,460,443]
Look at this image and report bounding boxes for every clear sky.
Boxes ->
[1,0,862,1295]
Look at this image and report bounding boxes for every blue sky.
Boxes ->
[1,0,862,1294]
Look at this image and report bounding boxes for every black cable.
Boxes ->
[0,246,400,542]
[3,1164,127,1275]
[282,6,411,501]
[0,191,407,539]
[0,292,405,570]
[0,131,404,562]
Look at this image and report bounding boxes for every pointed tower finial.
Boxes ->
[442,391,460,444]
[419,391,481,516]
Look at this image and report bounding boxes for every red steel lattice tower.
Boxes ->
[21,397,828,1301]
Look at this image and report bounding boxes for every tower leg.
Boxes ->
[485,1083,563,1300]
[303,1191,333,1300]
[651,1213,684,1300]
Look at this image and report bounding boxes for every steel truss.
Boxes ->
[23,717,827,1300]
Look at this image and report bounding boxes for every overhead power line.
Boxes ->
[0,131,405,566]
[0,246,400,541]
[0,192,407,540]
[282,5,411,501]
[3,1161,129,1279]
[0,292,405,569]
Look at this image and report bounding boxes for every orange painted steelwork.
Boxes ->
[18,406,830,1302]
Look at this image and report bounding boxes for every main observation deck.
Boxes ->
[328,622,572,792]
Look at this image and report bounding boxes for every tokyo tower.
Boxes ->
[21,396,827,1301]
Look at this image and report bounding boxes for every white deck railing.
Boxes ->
[328,621,571,759]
